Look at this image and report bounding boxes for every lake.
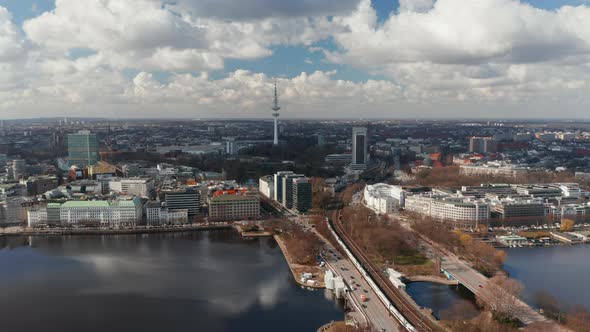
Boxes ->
[504,245,590,311]
[0,231,344,332]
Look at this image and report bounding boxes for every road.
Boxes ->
[319,229,399,332]
[291,213,398,332]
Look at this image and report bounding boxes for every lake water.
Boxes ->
[504,245,590,311]
[405,282,477,320]
[0,231,344,332]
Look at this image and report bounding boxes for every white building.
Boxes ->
[460,164,529,178]
[259,175,274,199]
[58,197,143,226]
[556,183,581,199]
[363,184,405,214]
[27,207,48,227]
[146,201,188,225]
[404,193,490,228]
[108,178,154,197]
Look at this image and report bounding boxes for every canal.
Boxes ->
[0,230,344,332]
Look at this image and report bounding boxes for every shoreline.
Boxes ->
[0,224,233,236]
[273,234,325,289]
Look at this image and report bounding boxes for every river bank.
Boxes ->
[273,234,325,289]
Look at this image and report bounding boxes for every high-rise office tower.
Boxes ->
[67,130,100,167]
[281,173,305,209]
[292,177,312,212]
[274,171,294,202]
[352,127,368,167]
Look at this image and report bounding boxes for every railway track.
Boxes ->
[330,212,442,332]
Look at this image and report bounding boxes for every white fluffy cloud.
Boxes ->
[398,0,435,13]
[22,0,340,72]
[0,7,24,62]
[2,0,590,119]
[327,0,590,103]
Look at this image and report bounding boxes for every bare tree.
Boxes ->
[477,276,525,323]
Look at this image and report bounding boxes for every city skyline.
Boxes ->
[1,0,590,120]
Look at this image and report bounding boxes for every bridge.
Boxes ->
[439,251,547,325]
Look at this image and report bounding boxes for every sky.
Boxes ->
[1,0,590,120]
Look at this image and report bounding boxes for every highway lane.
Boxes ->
[319,231,399,332]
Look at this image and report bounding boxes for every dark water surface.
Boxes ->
[504,245,590,311]
[405,282,477,320]
[0,231,343,332]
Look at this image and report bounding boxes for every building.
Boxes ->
[460,164,529,178]
[351,127,368,168]
[364,184,405,214]
[460,184,515,197]
[274,171,294,203]
[27,206,48,227]
[469,137,498,154]
[108,178,154,197]
[324,154,353,164]
[163,188,200,217]
[59,199,141,226]
[67,130,100,167]
[281,173,305,209]
[259,175,274,199]
[292,177,312,213]
[49,197,143,226]
[0,197,29,224]
[6,159,26,180]
[556,183,581,199]
[491,198,545,219]
[21,175,59,196]
[404,193,490,228]
[146,201,188,225]
[209,194,260,221]
[514,184,563,198]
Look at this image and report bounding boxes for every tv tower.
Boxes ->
[272,80,280,146]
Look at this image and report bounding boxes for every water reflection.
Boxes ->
[405,282,478,320]
[0,231,343,332]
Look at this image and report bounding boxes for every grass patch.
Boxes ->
[394,254,429,266]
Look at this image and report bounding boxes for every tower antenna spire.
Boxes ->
[272,79,280,145]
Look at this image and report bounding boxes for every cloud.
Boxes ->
[398,0,435,13]
[22,0,340,72]
[326,0,590,104]
[2,0,590,119]
[0,7,25,63]
[171,0,361,20]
